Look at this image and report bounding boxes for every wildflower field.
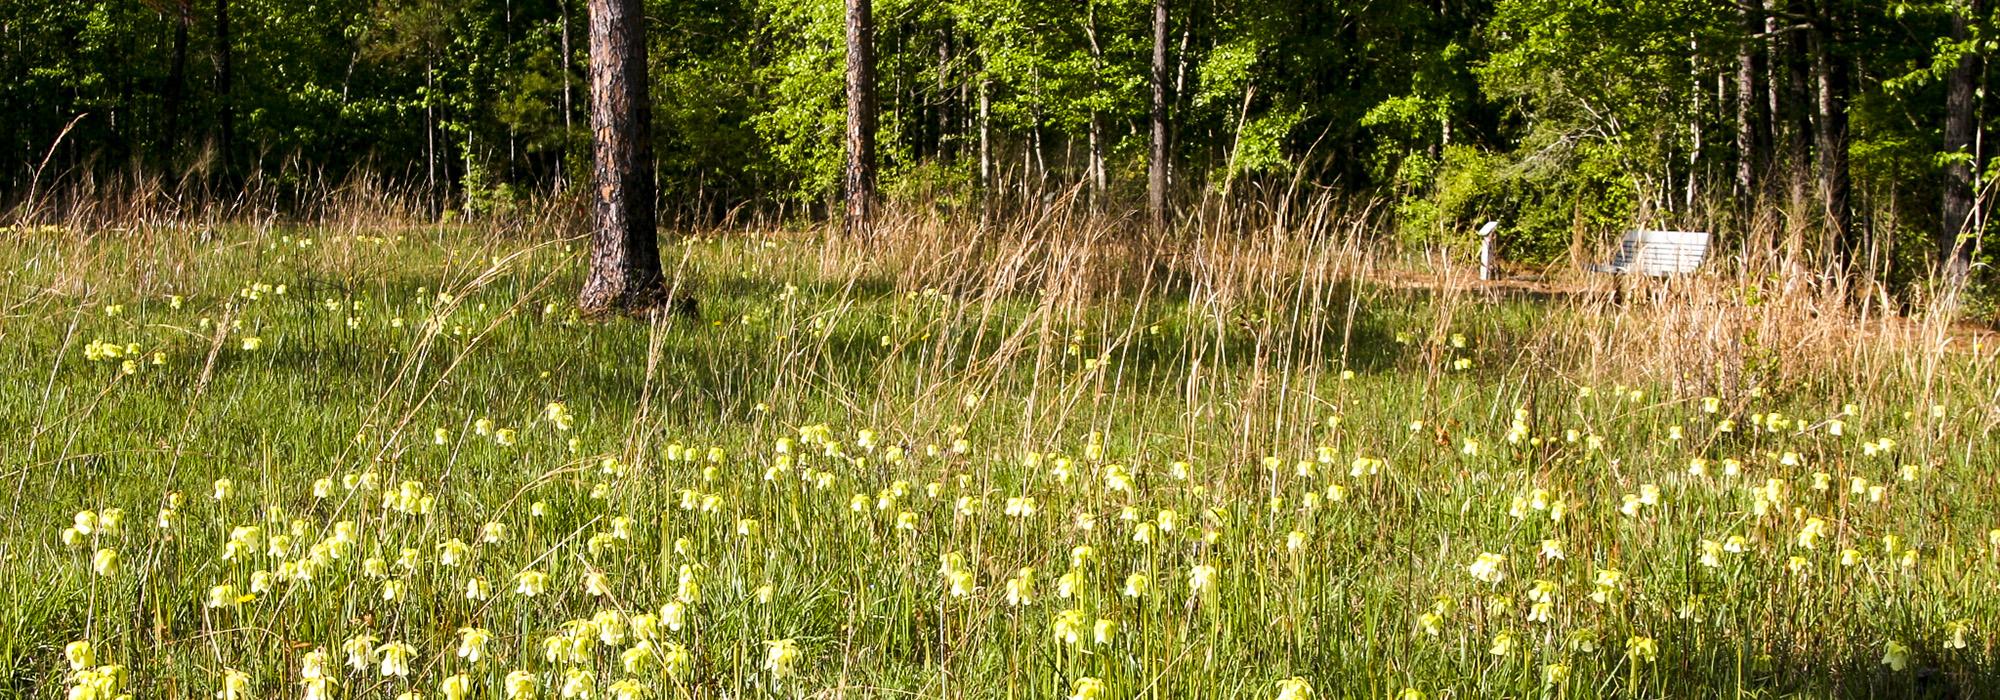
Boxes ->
[3,222,1998,699]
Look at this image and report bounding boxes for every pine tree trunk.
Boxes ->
[1942,0,1981,284]
[1735,0,1767,200]
[163,0,190,162]
[578,0,667,316]
[1148,0,1169,231]
[1085,6,1108,200]
[936,29,952,162]
[844,0,877,238]
[1809,10,1854,261]
[979,78,991,188]
[214,0,234,171]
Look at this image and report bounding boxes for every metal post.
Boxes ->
[1478,221,1500,281]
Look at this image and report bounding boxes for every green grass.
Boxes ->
[2,222,1997,699]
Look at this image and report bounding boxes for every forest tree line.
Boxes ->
[4,0,1999,282]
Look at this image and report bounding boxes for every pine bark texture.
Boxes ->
[844,0,877,238]
[1148,0,1169,230]
[578,0,666,316]
[1942,0,1981,283]
[214,0,234,168]
[1810,6,1854,259]
[1734,0,1767,199]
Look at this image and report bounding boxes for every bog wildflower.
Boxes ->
[1468,552,1506,584]
[217,668,252,700]
[763,638,800,679]
[1882,640,1910,671]
[1188,564,1218,594]
[1275,677,1313,700]
[92,548,118,577]
[505,671,538,700]
[1068,677,1104,700]
[1543,663,1571,687]
[1053,609,1089,645]
[441,674,473,700]
[458,627,493,662]
[1626,635,1658,664]
[516,570,548,597]
[378,641,416,676]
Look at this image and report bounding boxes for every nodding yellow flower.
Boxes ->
[947,569,975,598]
[736,518,760,538]
[1417,611,1443,636]
[559,668,594,699]
[1112,572,1144,600]
[298,649,330,680]
[1539,539,1565,561]
[380,579,405,602]
[494,428,517,446]
[504,671,538,700]
[661,600,687,631]
[1796,517,1828,549]
[1489,632,1515,656]
[1067,677,1105,700]
[466,577,492,601]
[1946,619,1973,650]
[212,478,234,501]
[1132,522,1156,545]
[376,641,416,677]
[65,640,93,670]
[515,570,548,597]
[1188,564,1218,594]
[1700,539,1724,568]
[216,668,252,700]
[762,638,800,679]
[1091,618,1117,645]
[1286,530,1308,552]
[1274,677,1313,700]
[207,583,250,609]
[439,538,471,566]
[342,634,379,672]
[1396,688,1427,700]
[676,564,703,603]
[1053,608,1089,645]
[1467,552,1506,584]
[1625,635,1658,664]
[441,674,474,700]
[92,548,118,577]
[1005,568,1035,607]
[1840,549,1863,567]
[1567,628,1599,652]
[240,336,262,351]
[1543,663,1571,687]
[1882,640,1910,671]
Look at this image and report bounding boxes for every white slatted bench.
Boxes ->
[1588,229,1711,276]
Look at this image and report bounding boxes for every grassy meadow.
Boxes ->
[2,214,1998,699]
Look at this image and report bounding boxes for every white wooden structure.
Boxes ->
[1588,229,1711,276]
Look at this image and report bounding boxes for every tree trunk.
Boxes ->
[979,77,991,188]
[578,0,667,316]
[1809,8,1854,261]
[1735,0,1767,200]
[844,0,877,238]
[1085,5,1108,200]
[213,0,234,171]
[1148,0,1169,230]
[163,0,191,162]
[936,29,952,162]
[1942,0,1981,284]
